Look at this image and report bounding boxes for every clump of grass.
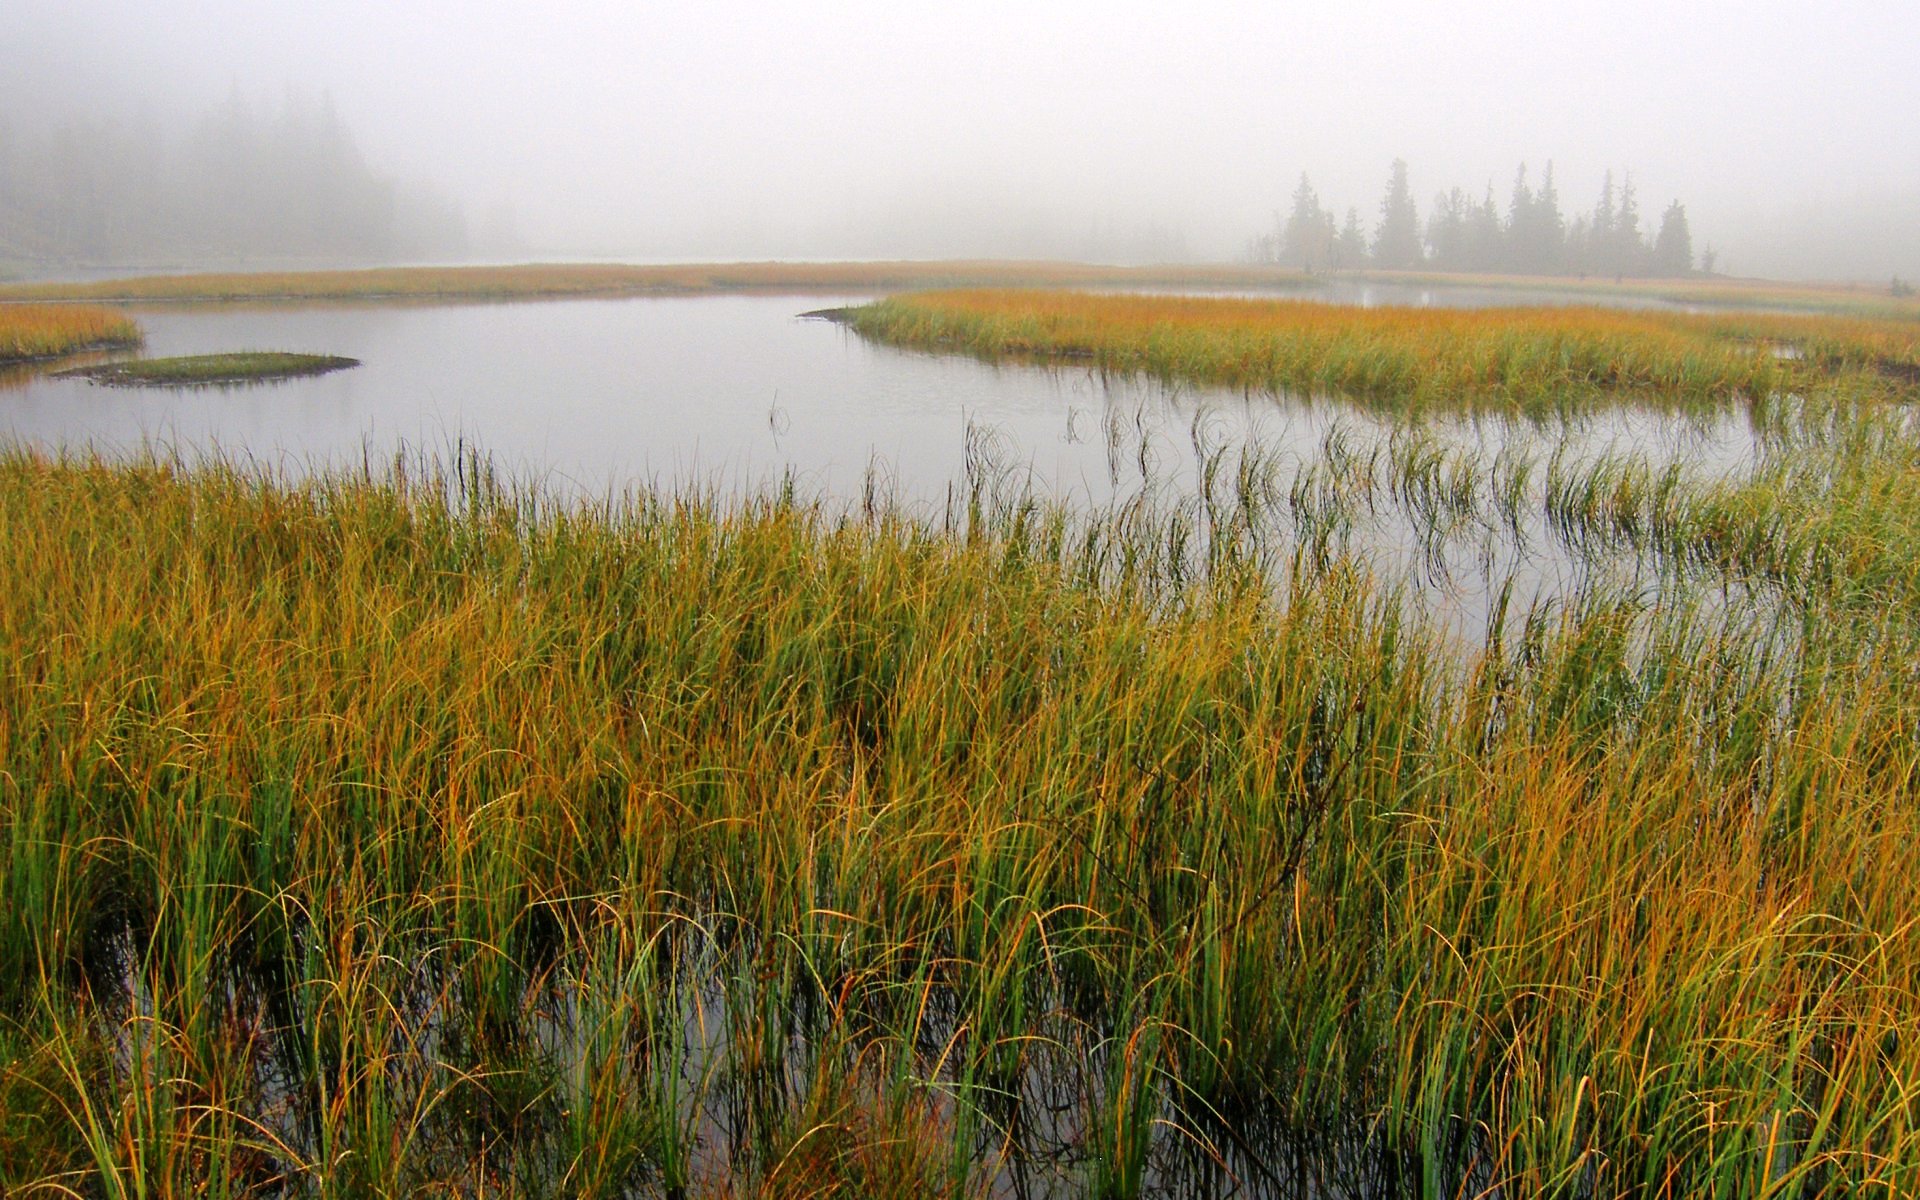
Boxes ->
[0,303,141,363]
[848,289,1915,416]
[1,433,1918,1197]
[55,352,359,387]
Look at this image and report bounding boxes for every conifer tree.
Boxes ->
[1425,188,1471,270]
[1371,159,1424,270]
[1653,201,1694,276]
[1334,207,1368,270]
[1614,173,1646,274]
[1280,174,1334,271]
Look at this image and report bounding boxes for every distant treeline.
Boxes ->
[0,92,467,269]
[1251,159,1706,278]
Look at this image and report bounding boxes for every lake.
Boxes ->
[1,291,1753,490]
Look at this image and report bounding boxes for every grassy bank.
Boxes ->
[0,303,141,363]
[55,351,360,387]
[1,419,1917,1196]
[846,290,1919,416]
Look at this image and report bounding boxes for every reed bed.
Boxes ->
[848,290,1918,416]
[0,303,141,363]
[1,413,1918,1198]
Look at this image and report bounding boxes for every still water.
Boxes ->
[0,293,1750,504]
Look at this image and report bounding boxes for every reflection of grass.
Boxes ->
[0,260,1314,303]
[849,289,1917,415]
[55,352,359,387]
[4,411,1920,1194]
[0,303,141,362]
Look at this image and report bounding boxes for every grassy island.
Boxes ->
[55,351,360,387]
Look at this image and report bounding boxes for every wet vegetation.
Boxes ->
[0,303,141,364]
[848,289,1920,417]
[2,320,1920,1195]
[55,351,361,387]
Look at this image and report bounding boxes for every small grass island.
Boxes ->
[55,351,360,387]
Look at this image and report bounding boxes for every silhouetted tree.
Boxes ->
[1467,185,1503,272]
[1506,162,1566,274]
[1614,173,1646,275]
[1334,207,1368,270]
[1425,187,1472,270]
[1652,201,1694,276]
[1583,171,1618,275]
[1280,174,1336,271]
[1372,159,1423,270]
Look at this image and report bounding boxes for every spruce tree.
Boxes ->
[1371,159,1424,270]
[1505,164,1534,273]
[1589,172,1617,275]
[1280,174,1333,271]
[1615,173,1646,275]
[1467,185,1502,271]
[1535,162,1566,272]
[1653,201,1694,276]
[1425,188,1471,271]
[1334,207,1368,270]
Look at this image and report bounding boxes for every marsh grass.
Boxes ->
[848,290,1918,417]
[0,303,142,363]
[1,400,1919,1198]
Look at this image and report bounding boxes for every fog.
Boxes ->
[3,0,1916,281]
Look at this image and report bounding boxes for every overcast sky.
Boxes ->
[4,0,1916,278]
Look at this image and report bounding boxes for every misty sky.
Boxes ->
[4,0,1916,278]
